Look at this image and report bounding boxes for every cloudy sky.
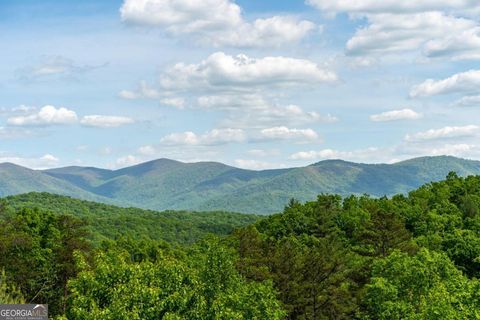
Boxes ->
[1,0,480,169]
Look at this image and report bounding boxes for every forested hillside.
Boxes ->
[2,156,480,213]
[1,173,479,319]
[3,192,260,244]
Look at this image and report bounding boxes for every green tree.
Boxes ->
[358,203,415,257]
[68,240,285,320]
[363,249,480,320]
[0,208,90,316]
[0,269,24,304]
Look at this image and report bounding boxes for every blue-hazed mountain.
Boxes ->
[1,155,480,214]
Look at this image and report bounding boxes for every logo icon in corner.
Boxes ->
[0,304,48,320]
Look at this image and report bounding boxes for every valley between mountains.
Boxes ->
[2,155,480,214]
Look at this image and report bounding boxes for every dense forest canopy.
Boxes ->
[3,192,260,245]
[0,173,479,319]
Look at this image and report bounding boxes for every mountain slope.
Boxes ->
[0,163,117,204]
[2,156,480,214]
[3,192,260,244]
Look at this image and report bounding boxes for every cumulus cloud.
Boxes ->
[397,142,480,159]
[118,81,161,100]
[159,52,338,91]
[452,95,480,107]
[346,12,476,57]
[116,155,142,168]
[370,108,422,122]
[160,128,246,146]
[120,53,338,130]
[7,105,78,126]
[289,147,382,162]
[289,143,480,164]
[0,153,60,169]
[160,97,185,109]
[424,26,480,60]
[197,94,337,128]
[410,70,480,97]
[120,0,316,47]
[6,105,135,129]
[80,115,134,128]
[120,53,337,109]
[427,143,476,156]
[260,126,319,141]
[405,125,479,141]
[306,0,480,60]
[138,145,156,156]
[306,0,479,14]
[233,159,284,170]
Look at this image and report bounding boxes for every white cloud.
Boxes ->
[370,108,422,122]
[160,97,185,109]
[0,153,60,169]
[233,159,284,170]
[18,56,104,81]
[405,125,479,141]
[210,16,317,48]
[197,94,337,128]
[116,155,142,168]
[289,147,382,162]
[160,128,246,146]
[138,145,156,155]
[7,105,78,126]
[410,70,480,97]
[397,142,480,159]
[197,94,267,111]
[307,0,480,60]
[0,127,33,139]
[260,126,319,141]
[306,0,479,14]
[159,52,338,91]
[427,143,476,156]
[80,115,134,128]
[452,95,480,107]
[349,57,379,68]
[424,26,480,60]
[11,105,36,113]
[346,12,476,57]
[120,0,243,30]
[161,131,198,145]
[120,0,316,47]
[119,81,161,100]
[290,143,480,163]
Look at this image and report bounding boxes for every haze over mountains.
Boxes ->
[1,156,480,214]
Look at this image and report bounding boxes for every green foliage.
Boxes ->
[0,208,90,315]
[229,173,480,319]
[5,192,260,245]
[1,172,480,319]
[0,269,24,304]
[67,240,285,320]
[362,249,480,320]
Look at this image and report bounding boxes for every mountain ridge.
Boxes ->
[2,155,480,214]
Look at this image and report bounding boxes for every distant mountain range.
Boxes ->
[1,156,480,214]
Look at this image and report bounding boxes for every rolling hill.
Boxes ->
[1,155,480,214]
[3,192,259,244]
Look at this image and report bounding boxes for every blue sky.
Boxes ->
[1,0,480,169]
